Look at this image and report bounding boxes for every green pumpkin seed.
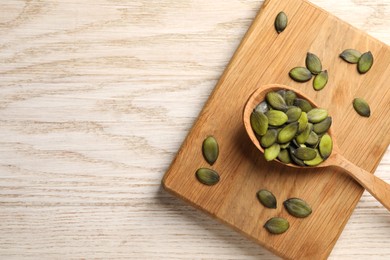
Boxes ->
[280,142,290,149]
[340,49,361,64]
[319,134,333,159]
[306,131,319,146]
[264,143,281,161]
[297,111,308,133]
[255,101,270,114]
[274,12,288,33]
[260,129,278,148]
[353,98,371,117]
[284,198,312,218]
[289,148,306,166]
[294,98,313,113]
[296,123,313,144]
[251,111,268,136]
[284,90,296,106]
[257,189,277,209]
[313,70,328,91]
[292,147,317,160]
[196,168,220,186]
[277,149,291,164]
[304,150,323,166]
[278,122,299,143]
[289,67,312,82]
[277,89,286,99]
[307,108,328,123]
[358,51,373,74]
[202,136,219,165]
[266,92,288,111]
[313,117,332,134]
[305,52,322,75]
[264,217,289,234]
[286,106,302,123]
[265,110,288,126]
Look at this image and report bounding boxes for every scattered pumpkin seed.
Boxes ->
[305,52,322,75]
[340,49,361,64]
[251,111,268,136]
[289,67,312,82]
[278,122,299,143]
[294,98,313,113]
[266,92,288,111]
[313,117,332,134]
[196,168,220,186]
[313,70,328,91]
[353,98,371,117]
[274,12,288,33]
[284,198,312,218]
[304,150,323,166]
[257,189,277,209]
[319,134,333,159]
[264,143,281,161]
[286,106,302,123]
[266,110,288,126]
[260,129,278,148]
[264,217,289,234]
[358,51,373,74]
[277,149,291,164]
[307,108,328,123]
[202,136,219,165]
[292,147,317,160]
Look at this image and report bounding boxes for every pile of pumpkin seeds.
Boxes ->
[251,89,333,166]
[195,136,220,185]
[257,189,312,234]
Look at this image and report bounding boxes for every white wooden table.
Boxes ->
[0,0,389,259]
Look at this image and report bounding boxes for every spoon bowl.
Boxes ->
[243,84,390,211]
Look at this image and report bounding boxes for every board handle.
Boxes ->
[333,153,390,211]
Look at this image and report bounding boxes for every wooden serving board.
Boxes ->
[162,0,390,259]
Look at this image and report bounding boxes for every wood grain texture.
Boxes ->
[0,0,389,259]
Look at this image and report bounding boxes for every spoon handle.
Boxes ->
[334,153,390,211]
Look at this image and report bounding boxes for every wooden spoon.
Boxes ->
[243,83,390,211]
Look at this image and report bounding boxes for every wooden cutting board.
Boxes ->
[162,0,390,259]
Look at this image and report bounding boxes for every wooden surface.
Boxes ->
[163,0,390,258]
[0,0,389,259]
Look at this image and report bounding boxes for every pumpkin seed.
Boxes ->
[266,92,288,111]
[297,111,308,133]
[202,136,219,165]
[257,189,277,209]
[264,217,289,234]
[286,106,302,123]
[265,110,288,126]
[305,52,322,74]
[264,143,281,161]
[358,51,373,74]
[289,148,306,166]
[280,142,290,149]
[260,129,278,148]
[306,131,319,146]
[294,98,313,112]
[283,198,312,218]
[296,123,313,144]
[255,101,270,114]
[304,150,323,166]
[319,134,333,159]
[307,108,328,123]
[340,49,361,64]
[277,149,291,164]
[353,98,371,117]
[278,122,299,143]
[251,111,268,136]
[277,89,286,99]
[196,168,220,186]
[313,70,328,91]
[292,147,317,160]
[313,117,332,134]
[274,12,288,33]
[289,67,312,82]
[284,90,296,106]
